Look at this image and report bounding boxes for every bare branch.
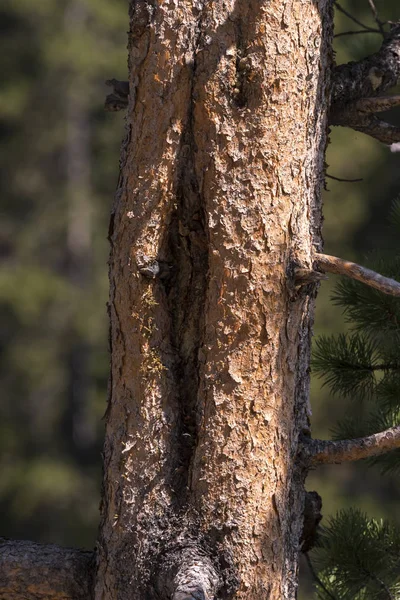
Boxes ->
[352,116,400,145]
[303,425,400,465]
[356,95,400,113]
[368,0,386,37]
[0,538,94,600]
[314,253,400,297]
[334,1,378,33]
[334,29,381,38]
[305,553,338,600]
[326,174,363,182]
[331,24,400,109]
[330,24,400,143]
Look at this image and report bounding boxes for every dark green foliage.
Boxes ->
[312,218,400,470]
[312,307,400,469]
[332,269,400,339]
[312,510,400,600]
[310,203,400,597]
[313,333,378,399]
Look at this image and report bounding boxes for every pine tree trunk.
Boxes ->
[96,1,333,598]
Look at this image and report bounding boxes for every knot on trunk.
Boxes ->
[158,546,220,600]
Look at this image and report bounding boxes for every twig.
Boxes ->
[326,174,363,182]
[356,95,400,114]
[369,572,394,600]
[334,29,381,38]
[334,1,378,33]
[302,425,400,465]
[305,553,338,600]
[351,118,400,145]
[314,253,400,297]
[368,0,386,37]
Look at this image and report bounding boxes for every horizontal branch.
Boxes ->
[334,29,381,38]
[344,114,400,145]
[314,253,400,297]
[303,425,400,465]
[330,24,400,143]
[0,538,94,600]
[339,95,400,144]
[356,94,400,113]
[326,173,363,182]
[331,24,400,108]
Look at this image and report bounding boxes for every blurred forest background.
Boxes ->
[0,0,399,596]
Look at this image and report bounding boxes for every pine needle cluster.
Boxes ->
[313,202,400,470]
[314,510,400,600]
[309,201,400,598]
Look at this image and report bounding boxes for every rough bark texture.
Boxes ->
[96,1,333,599]
[0,538,94,600]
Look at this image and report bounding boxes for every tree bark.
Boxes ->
[95,1,333,599]
[0,538,94,600]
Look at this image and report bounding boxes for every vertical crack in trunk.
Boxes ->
[154,13,223,598]
[164,22,209,506]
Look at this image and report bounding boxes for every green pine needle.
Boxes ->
[312,333,378,399]
[331,257,400,339]
[311,509,400,600]
[310,200,400,599]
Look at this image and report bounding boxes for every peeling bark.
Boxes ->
[95,1,333,599]
[0,538,94,600]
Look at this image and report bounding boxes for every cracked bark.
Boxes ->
[0,1,339,599]
[0,538,94,600]
[95,1,333,599]
[5,1,400,598]
[4,5,400,599]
